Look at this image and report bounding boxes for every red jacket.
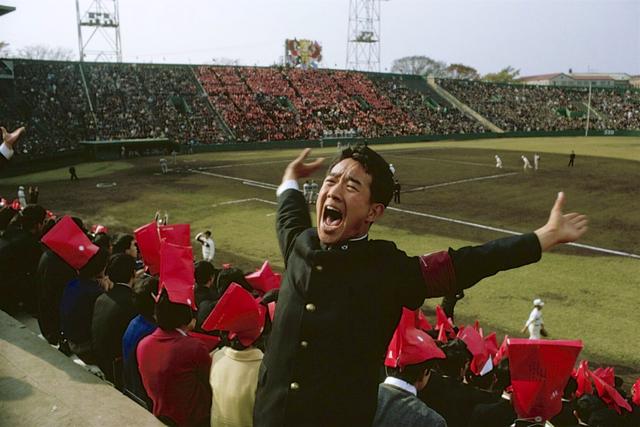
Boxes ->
[137,329,212,426]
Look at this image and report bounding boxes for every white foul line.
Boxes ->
[191,169,639,259]
[211,198,277,208]
[405,172,518,193]
[387,206,640,259]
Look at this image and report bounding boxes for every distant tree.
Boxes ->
[446,63,480,80]
[0,41,9,57]
[14,44,75,61]
[483,66,520,83]
[390,55,448,77]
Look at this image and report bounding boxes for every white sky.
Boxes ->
[2,0,639,76]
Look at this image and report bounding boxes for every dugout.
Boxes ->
[79,138,173,160]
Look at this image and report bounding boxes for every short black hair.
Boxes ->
[387,360,438,384]
[18,205,46,230]
[93,233,112,252]
[437,339,472,379]
[79,247,109,279]
[106,253,136,284]
[133,275,158,320]
[112,233,135,254]
[328,144,394,206]
[155,292,193,330]
[194,260,217,286]
[0,207,17,230]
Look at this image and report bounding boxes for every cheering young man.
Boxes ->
[254,145,588,427]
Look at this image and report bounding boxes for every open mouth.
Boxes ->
[323,205,344,228]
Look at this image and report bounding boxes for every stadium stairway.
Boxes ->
[426,76,504,133]
[0,310,163,426]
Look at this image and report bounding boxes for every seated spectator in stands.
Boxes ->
[92,253,137,388]
[37,231,79,345]
[0,206,18,235]
[0,205,46,315]
[59,247,109,364]
[203,283,266,427]
[137,279,212,426]
[194,260,219,329]
[122,275,158,409]
[112,233,138,258]
[92,231,112,254]
[571,394,605,426]
[420,339,499,427]
[373,309,447,427]
[0,126,26,171]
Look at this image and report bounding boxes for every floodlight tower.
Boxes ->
[346,0,386,72]
[75,0,122,62]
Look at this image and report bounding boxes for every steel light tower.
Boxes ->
[75,0,122,62]
[346,0,385,72]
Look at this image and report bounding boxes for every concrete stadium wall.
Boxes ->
[0,310,163,426]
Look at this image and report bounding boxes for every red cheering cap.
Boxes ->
[245,260,282,294]
[135,222,161,275]
[385,308,445,370]
[188,331,221,352]
[435,305,455,337]
[158,241,196,309]
[416,310,433,332]
[41,216,99,270]
[484,332,499,359]
[201,283,266,347]
[91,224,109,235]
[159,224,191,247]
[493,335,510,366]
[508,338,583,422]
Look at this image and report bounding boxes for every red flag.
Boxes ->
[574,360,593,397]
[457,326,489,375]
[493,335,509,366]
[435,305,454,336]
[135,222,161,275]
[591,370,632,414]
[508,339,582,421]
[592,367,615,387]
[159,241,196,309]
[91,224,109,235]
[484,332,499,358]
[437,326,449,343]
[159,224,191,247]
[245,260,282,293]
[41,216,99,270]
[416,310,433,331]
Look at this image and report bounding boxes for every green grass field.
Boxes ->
[1,136,639,383]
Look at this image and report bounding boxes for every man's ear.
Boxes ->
[366,203,385,224]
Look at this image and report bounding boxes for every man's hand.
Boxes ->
[282,148,325,183]
[535,192,588,251]
[2,126,26,150]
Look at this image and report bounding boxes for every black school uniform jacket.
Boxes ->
[253,188,541,427]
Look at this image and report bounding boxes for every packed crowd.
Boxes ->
[372,75,487,135]
[84,63,228,145]
[438,79,640,133]
[2,60,640,159]
[0,60,94,157]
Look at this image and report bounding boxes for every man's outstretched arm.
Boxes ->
[275,149,325,264]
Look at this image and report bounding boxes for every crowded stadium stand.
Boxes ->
[1,58,640,161]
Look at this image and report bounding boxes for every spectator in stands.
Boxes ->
[59,247,109,364]
[112,233,138,258]
[206,284,266,427]
[373,309,447,427]
[0,205,46,314]
[92,253,137,388]
[0,126,26,171]
[137,282,212,426]
[122,275,158,409]
[253,145,588,427]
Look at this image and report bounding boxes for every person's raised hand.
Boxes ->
[1,126,26,150]
[282,148,325,183]
[535,192,588,251]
